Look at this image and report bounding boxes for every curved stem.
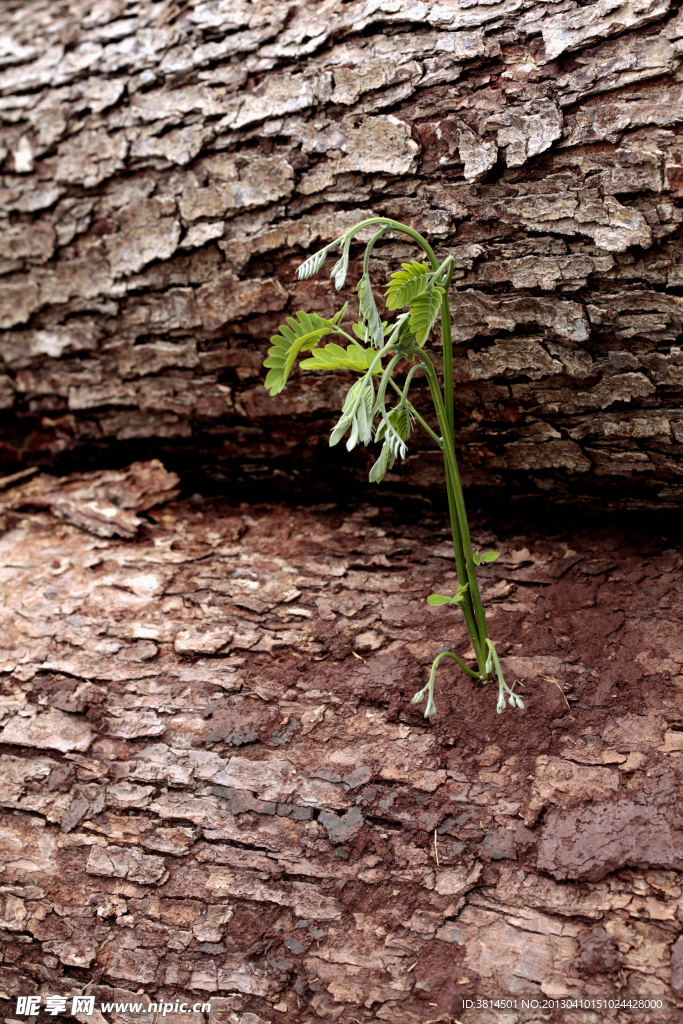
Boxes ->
[363,226,389,275]
[432,650,481,680]
[338,217,440,272]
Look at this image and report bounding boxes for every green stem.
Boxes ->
[440,261,455,442]
[432,650,481,680]
[418,353,488,672]
[337,217,440,272]
[363,226,389,274]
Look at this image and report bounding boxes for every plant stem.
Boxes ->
[418,352,488,673]
[431,650,481,680]
[440,260,455,442]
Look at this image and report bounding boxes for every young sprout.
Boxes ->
[262,218,522,720]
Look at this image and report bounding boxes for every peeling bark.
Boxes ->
[0,0,682,506]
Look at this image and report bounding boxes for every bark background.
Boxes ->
[1,471,683,1024]
[1,0,683,508]
[2,4,683,1023]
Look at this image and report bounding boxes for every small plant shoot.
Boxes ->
[262,218,523,719]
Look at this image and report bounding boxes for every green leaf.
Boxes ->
[358,273,384,348]
[263,311,339,396]
[301,342,379,375]
[385,261,430,311]
[368,441,394,484]
[409,286,444,347]
[473,549,500,566]
[331,301,349,326]
[427,582,469,606]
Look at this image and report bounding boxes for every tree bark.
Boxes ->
[1,0,683,507]
[1,484,683,1021]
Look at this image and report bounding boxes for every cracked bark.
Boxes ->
[1,474,683,1021]
[0,0,682,508]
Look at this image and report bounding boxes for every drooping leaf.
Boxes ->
[368,441,394,484]
[297,246,329,281]
[330,234,352,290]
[263,311,339,396]
[330,414,353,447]
[348,383,374,451]
[369,406,412,483]
[358,273,384,348]
[330,377,375,450]
[385,261,430,311]
[375,405,411,459]
[352,320,392,343]
[409,286,444,347]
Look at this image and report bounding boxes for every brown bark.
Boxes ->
[1,0,682,507]
[1,472,683,1021]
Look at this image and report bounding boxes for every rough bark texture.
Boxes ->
[1,0,683,507]
[1,467,683,1022]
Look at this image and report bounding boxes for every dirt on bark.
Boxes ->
[0,465,682,1023]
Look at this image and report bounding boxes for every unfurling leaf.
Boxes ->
[375,406,411,460]
[330,234,352,290]
[357,272,384,348]
[385,261,430,310]
[263,311,340,396]
[409,286,444,347]
[297,246,330,280]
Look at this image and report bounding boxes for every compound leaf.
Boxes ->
[301,342,379,374]
[263,311,338,396]
[409,286,444,347]
[297,246,329,281]
[385,261,430,311]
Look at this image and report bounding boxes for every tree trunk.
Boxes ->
[1,0,683,508]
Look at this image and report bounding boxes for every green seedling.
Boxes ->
[263,217,522,719]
